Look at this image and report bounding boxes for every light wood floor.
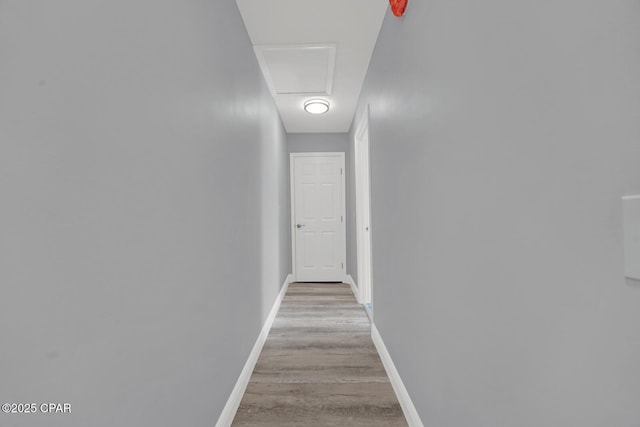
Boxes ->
[232,282,408,426]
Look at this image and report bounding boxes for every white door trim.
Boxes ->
[290,152,347,282]
[354,105,373,305]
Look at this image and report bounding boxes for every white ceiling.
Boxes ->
[235,0,389,133]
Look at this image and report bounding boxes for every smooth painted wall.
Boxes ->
[351,1,640,426]
[346,131,358,285]
[287,133,349,154]
[0,1,288,426]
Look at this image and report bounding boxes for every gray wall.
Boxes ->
[287,133,356,279]
[0,1,289,427]
[351,1,640,426]
[287,133,348,154]
[346,133,358,285]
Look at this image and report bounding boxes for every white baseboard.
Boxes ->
[215,274,293,427]
[371,324,424,427]
[344,274,359,302]
[345,274,372,321]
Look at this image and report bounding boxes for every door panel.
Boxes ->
[292,154,345,282]
[355,109,373,305]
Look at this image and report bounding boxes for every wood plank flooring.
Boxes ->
[232,283,407,427]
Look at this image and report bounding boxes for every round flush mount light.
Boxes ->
[304,99,330,114]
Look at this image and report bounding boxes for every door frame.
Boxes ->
[290,152,347,282]
[354,106,373,306]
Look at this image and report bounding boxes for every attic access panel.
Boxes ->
[254,44,336,96]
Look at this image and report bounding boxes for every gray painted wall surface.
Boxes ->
[287,133,348,154]
[0,1,288,426]
[346,133,358,285]
[287,133,356,279]
[352,1,640,426]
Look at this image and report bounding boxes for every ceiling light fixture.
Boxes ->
[304,99,330,114]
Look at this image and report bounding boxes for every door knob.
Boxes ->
[296,224,305,229]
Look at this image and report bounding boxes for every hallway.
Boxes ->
[2,1,640,426]
[233,283,407,426]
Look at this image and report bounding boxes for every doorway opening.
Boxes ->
[290,152,347,283]
[354,106,373,310]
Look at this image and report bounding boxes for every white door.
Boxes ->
[291,153,346,282]
[355,106,373,305]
